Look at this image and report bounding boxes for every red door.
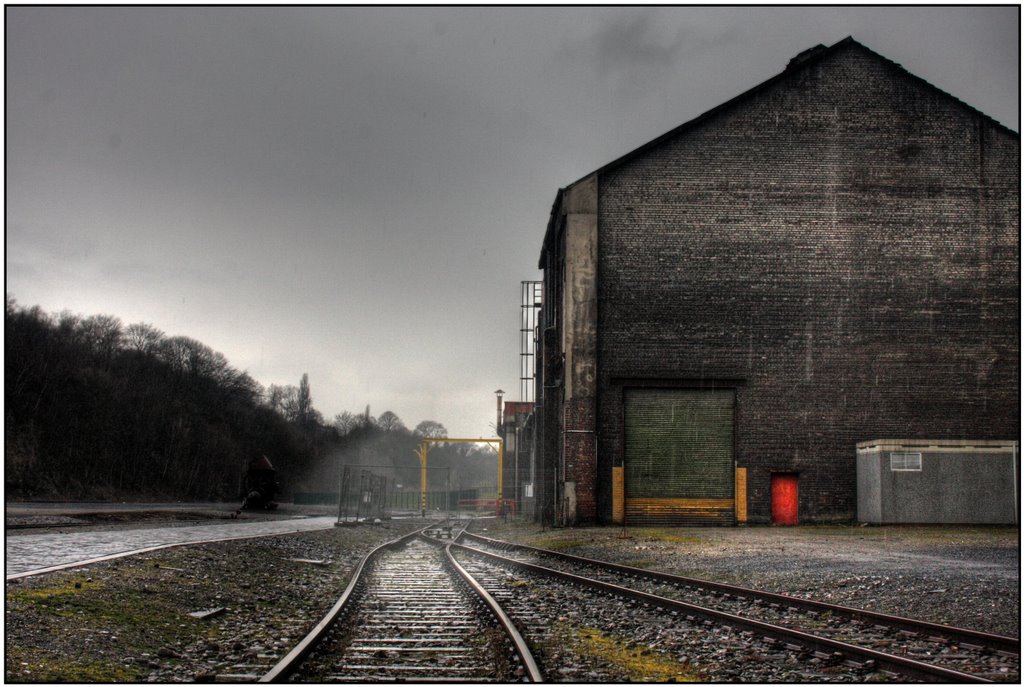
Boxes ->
[771,473,799,525]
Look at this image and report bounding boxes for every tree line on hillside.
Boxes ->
[5,296,499,501]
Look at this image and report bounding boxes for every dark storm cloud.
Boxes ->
[585,11,742,76]
[593,13,689,71]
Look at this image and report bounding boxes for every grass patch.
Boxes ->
[7,577,106,607]
[10,578,196,638]
[510,527,704,558]
[569,625,702,682]
[6,567,205,683]
[625,559,659,569]
[626,528,704,545]
[526,536,591,552]
[7,645,140,683]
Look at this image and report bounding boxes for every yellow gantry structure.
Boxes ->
[416,437,504,514]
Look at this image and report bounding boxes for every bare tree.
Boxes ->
[124,322,165,354]
[79,314,123,362]
[376,410,406,433]
[267,384,299,419]
[334,411,360,436]
[413,420,448,439]
[157,336,203,373]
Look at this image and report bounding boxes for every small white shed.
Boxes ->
[856,440,1019,525]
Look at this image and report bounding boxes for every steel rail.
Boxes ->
[459,530,1020,656]
[418,533,544,682]
[451,541,993,683]
[259,527,426,683]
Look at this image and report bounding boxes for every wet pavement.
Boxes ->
[5,504,338,578]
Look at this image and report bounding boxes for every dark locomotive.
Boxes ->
[240,455,279,511]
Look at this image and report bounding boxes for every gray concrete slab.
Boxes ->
[6,515,337,578]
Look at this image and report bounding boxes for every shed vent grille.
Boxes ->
[890,452,922,471]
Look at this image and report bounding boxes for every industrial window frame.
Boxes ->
[889,452,922,471]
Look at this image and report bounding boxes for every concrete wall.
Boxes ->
[592,41,1020,523]
[856,440,1020,524]
[560,176,599,523]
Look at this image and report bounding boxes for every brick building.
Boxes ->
[534,38,1019,526]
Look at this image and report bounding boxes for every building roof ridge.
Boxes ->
[567,36,1016,191]
[539,36,1018,267]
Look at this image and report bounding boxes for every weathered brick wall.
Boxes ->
[595,44,1020,523]
[563,396,597,522]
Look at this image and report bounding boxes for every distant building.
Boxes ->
[534,38,1020,526]
[498,400,536,516]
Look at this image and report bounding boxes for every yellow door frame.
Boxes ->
[416,438,504,514]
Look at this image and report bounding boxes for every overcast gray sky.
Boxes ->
[6,6,1019,438]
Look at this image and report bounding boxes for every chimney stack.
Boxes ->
[494,389,505,434]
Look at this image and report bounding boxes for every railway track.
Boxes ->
[453,531,1019,683]
[260,526,541,683]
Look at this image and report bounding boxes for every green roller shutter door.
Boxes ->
[624,388,735,526]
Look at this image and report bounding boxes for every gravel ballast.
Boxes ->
[5,514,1019,682]
[474,521,1020,638]
[5,519,422,682]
